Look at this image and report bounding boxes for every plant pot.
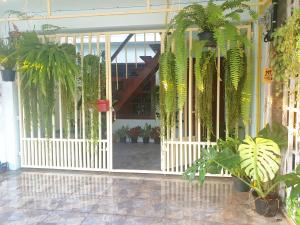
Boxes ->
[131,137,138,143]
[154,138,160,144]
[143,137,149,144]
[197,31,216,47]
[233,177,250,192]
[119,137,127,143]
[1,70,15,82]
[253,192,280,217]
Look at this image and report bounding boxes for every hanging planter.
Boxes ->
[1,69,15,82]
[97,99,110,112]
[197,31,216,47]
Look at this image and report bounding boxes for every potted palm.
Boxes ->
[150,127,160,144]
[0,39,17,82]
[128,126,141,143]
[115,126,129,143]
[141,123,151,144]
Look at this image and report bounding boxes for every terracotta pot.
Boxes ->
[1,70,15,82]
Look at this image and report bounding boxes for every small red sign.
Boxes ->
[97,100,110,112]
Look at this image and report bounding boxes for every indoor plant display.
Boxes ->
[141,123,151,144]
[115,126,129,143]
[0,39,17,81]
[150,126,160,144]
[128,126,141,143]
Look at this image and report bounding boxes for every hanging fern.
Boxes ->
[229,45,243,90]
[198,50,215,141]
[159,49,177,137]
[17,32,78,138]
[83,54,100,141]
[174,29,188,111]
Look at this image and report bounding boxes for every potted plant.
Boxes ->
[217,138,250,192]
[141,123,151,144]
[0,39,17,82]
[16,32,78,137]
[128,126,141,143]
[279,164,300,224]
[150,126,160,144]
[184,123,289,217]
[115,126,129,143]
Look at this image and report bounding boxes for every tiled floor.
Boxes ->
[113,143,160,170]
[0,170,289,225]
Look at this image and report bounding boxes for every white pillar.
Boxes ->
[0,78,20,170]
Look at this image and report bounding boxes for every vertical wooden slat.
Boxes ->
[188,31,193,166]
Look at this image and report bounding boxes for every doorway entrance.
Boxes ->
[110,32,161,171]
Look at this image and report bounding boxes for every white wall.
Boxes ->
[0,77,20,170]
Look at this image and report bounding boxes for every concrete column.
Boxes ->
[0,78,20,170]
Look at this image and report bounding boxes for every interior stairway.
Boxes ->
[113,43,160,112]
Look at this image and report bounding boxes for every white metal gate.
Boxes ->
[160,25,252,175]
[18,34,113,171]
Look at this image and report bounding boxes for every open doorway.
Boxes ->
[110,32,161,171]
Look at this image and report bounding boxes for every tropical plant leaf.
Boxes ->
[258,123,288,150]
[238,136,281,182]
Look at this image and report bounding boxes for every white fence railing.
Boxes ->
[21,139,109,171]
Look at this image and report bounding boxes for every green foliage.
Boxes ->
[115,126,129,139]
[258,123,288,150]
[278,164,300,224]
[229,46,243,90]
[197,50,215,141]
[271,10,300,82]
[238,136,281,184]
[17,32,78,138]
[159,50,176,136]
[141,123,152,138]
[0,39,17,70]
[83,54,100,141]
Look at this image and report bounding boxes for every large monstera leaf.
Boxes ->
[238,136,281,183]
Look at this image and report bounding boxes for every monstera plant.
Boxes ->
[184,123,290,217]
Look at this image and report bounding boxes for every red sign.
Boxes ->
[97,100,110,112]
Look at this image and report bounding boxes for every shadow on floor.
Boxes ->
[113,143,160,170]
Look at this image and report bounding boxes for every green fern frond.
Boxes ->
[229,46,243,90]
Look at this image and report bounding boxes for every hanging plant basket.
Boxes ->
[197,31,216,47]
[97,99,110,112]
[1,70,16,82]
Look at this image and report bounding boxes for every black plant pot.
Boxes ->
[253,192,280,217]
[233,177,250,192]
[131,137,138,143]
[197,31,216,47]
[143,137,149,144]
[154,138,160,144]
[1,70,16,82]
[119,137,127,143]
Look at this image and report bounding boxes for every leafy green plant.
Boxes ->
[17,32,78,137]
[141,123,152,138]
[0,39,17,70]
[115,126,129,139]
[150,126,160,139]
[279,164,300,225]
[83,54,100,141]
[258,122,288,150]
[159,49,176,136]
[271,10,300,83]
